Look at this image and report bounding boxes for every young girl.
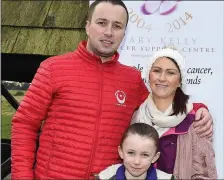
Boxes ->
[97,123,175,180]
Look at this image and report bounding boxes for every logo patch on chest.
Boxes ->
[115,90,126,106]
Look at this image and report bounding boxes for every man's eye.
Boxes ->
[114,25,122,29]
[127,152,134,155]
[98,22,105,26]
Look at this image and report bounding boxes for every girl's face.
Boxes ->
[118,133,160,179]
[149,57,181,101]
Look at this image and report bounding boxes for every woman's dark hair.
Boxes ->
[87,0,129,27]
[120,123,159,152]
[166,57,189,116]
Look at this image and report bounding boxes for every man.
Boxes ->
[11,0,213,179]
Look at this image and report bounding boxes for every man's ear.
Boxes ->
[118,146,124,160]
[152,152,160,163]
[85,21,90,36]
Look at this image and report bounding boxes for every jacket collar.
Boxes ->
[175,113,194,133]
[75,40,120,66]
[162,112,195,137]
[116,165,157,180]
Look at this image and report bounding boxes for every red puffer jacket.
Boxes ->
[11,41,149,179]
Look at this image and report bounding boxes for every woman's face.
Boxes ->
[149,57,181,100]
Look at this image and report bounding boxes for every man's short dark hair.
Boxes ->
[87,0,129,26]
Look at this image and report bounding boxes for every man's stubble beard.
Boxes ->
[94,47,116,58]
[86,40,117,59]
[92,43,116,58]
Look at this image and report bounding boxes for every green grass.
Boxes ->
[1,96,17,115]
[1,114,13,139]
[1,90,26,139]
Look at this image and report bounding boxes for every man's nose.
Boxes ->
[104,25,113,37]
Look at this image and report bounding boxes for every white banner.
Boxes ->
[90,1,224,178]
[120,1,224,178]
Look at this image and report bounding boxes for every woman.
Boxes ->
[131,47,217,179]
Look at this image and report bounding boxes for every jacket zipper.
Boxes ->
[87,62,103,178]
